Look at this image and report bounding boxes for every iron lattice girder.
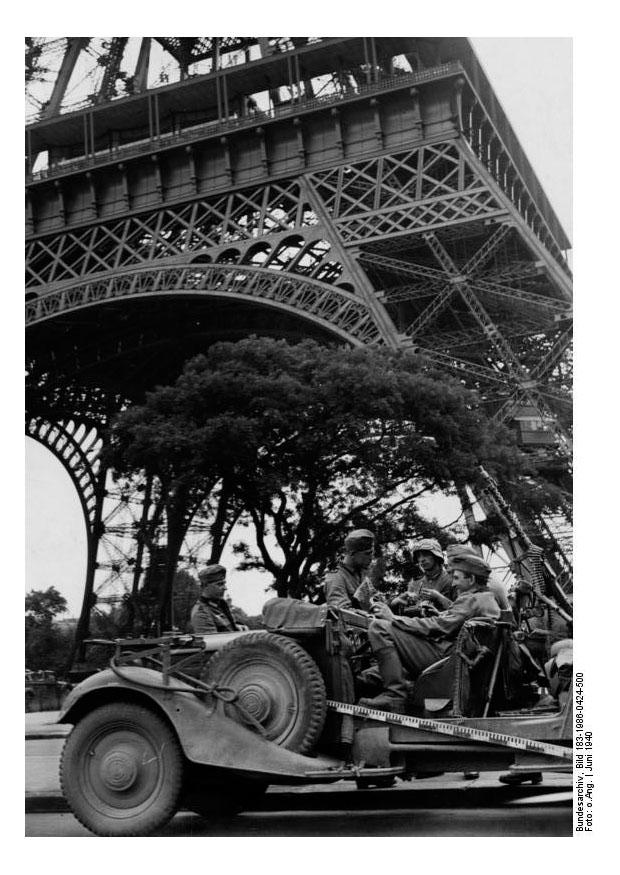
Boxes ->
[25,263,384,347]
[154,37,254,65]
[376,274,569,314]
[25,41,569,280]
[25,140,507,287]
[417,233,571,448]
[26,417,103,530]
[527,326,574,382]
[423,320,559,353]
[26,179,326,288]
[402,223,512,338]
[493,326,574,423]
[417,347,571,415]
[309,142,508,246]
[413,346,513,387]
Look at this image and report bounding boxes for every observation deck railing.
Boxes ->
[25,59,569,270]
[26,63,463,183]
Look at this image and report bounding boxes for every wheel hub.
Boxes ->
[237,683,273,722]
[99,749,139,791]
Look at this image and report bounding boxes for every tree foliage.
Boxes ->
[107,337,537,601]
[25,587,71,672]
[25,586,67,625]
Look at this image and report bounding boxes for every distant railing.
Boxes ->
[27,63,463,183]
[25,37,331,125]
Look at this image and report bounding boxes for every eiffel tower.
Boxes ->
[25,38,572,646]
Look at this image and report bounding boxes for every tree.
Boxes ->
[25,586,67,625]
[108,337,532,603]
[25,587,71,673]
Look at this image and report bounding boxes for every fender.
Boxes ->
[58,666,342,783]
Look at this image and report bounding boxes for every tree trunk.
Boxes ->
[158,511,187,633]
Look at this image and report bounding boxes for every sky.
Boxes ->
[24,38,573,619]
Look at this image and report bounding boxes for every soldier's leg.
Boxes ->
[358,620,408,713]
[389,629,448,680]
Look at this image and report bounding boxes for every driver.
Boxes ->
[358,553,500,713]
[189,564,240,634]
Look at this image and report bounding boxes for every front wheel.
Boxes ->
[60,702,184,836]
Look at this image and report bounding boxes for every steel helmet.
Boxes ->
[410,538,444,563]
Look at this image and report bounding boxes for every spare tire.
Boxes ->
[203,632,326,754]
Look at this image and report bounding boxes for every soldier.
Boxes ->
[324,529,377,612]
[189,564,240,634]
[359,553,501,713]
[445,544,511,611]
[392,538,454,615]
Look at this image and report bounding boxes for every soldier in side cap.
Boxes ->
[189,564,240,634]
[324,529,379,612]
[359,552,500,713]
[445,544,511,611]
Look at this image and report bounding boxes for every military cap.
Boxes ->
[411,538,444,562]
[449,553,491,579]
[198,564,227,585]
[344,529,375,552]
[445,544,479,567]
[445,543,478,558]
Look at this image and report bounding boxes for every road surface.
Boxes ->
[26,781,571,836]
[26,798,571,837]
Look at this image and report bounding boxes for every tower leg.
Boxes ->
[67,464,107,669]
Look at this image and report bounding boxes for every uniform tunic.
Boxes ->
[324,564,375,611]
[369,589,500,679]
[407,566,454,600]
[189,597,238,634]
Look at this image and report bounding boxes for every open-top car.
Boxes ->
[57,594,572,836]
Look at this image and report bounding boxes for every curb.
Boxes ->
[26,794,68,814]
[26,730,71,741]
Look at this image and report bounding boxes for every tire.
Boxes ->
[60,702,184,836]
[203,632,327,754]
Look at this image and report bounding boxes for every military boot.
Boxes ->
[358,646,407,714]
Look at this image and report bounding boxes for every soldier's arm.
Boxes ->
[397,596,474,638]
[420,588,452,610]
[324,573,352,609]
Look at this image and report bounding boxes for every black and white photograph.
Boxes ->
[21,14,598,851]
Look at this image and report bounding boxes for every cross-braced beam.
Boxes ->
[420,232,571,452]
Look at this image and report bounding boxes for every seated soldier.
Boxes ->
[392,538,454,615]
[189,564,241,634]
[445,544,511,611]
[358,554,500,713]
[324,529,378,612]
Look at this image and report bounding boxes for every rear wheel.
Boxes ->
[60,702,183,836]
[203,632,327,754]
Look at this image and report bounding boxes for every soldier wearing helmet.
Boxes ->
[392,538,454,615]
[359,552,500,713]
[324,529,379,612]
